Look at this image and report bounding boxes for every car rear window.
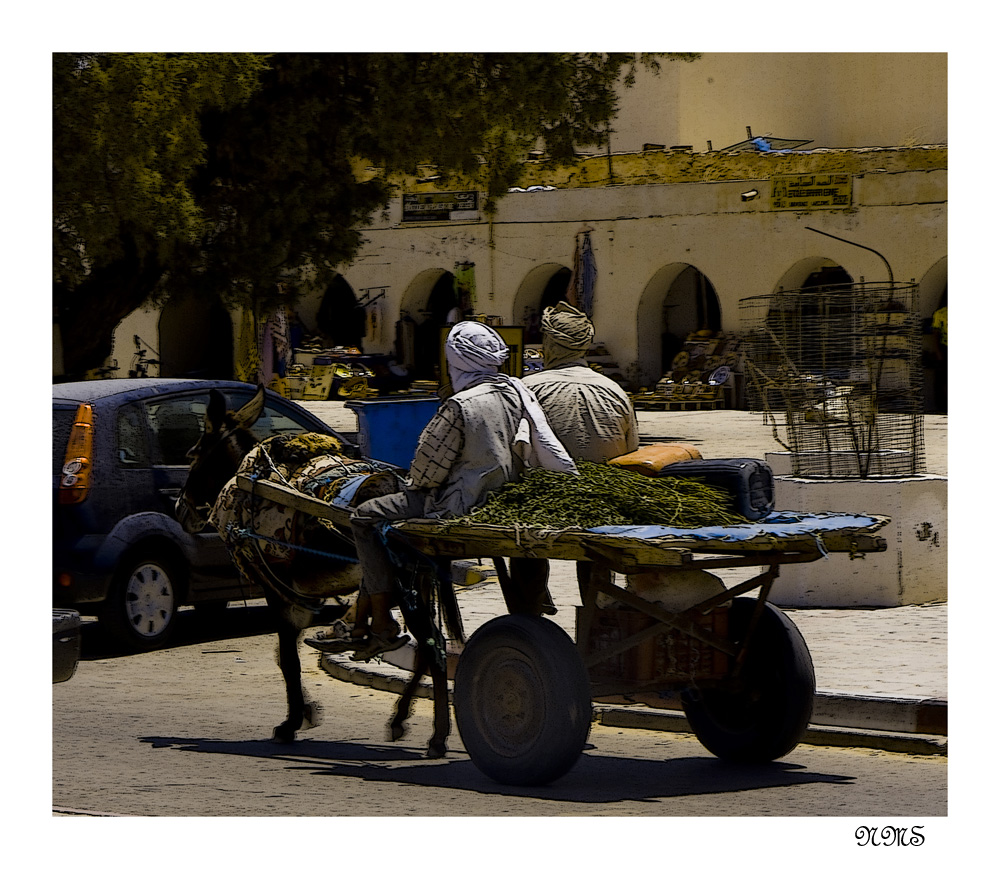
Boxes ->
[145,395,209,465]
[117,403,151,466]
[143,389,330,465]
[249,406,312,440]
[53,407,77,474]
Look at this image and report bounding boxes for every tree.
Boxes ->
[53,52,698,378]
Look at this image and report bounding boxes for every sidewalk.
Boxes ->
[299,404,948,754]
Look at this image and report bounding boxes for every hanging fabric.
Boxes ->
[578,231,597,319]
[235,308,259,384]
[259,314,274,386]
[454,262,477,314]
[272,306,291,377]
[397,315,417,370]
[567,230,596,319]
[567,235,581,309]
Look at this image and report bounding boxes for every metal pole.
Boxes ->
[805,226,894,285]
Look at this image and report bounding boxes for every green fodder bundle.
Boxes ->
[450,461,746,529]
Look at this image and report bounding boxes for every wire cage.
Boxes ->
[739,282,925,478]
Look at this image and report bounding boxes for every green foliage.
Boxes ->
[53,53,267,291]
[450,461,744,529]
[53,52,699,376]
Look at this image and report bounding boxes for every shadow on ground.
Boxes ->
[142,734,854,804]
[79,603,346,661]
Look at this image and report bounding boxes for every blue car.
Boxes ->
[52,379,353,651]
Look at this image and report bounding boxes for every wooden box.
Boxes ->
[578,606,729,684]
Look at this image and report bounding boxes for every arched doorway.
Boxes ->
[636,264,721,387]
[317,275,365,349]
[774,258,855,295]
[513,264,571,344]
[919,257,948,413]
[766,260,857,377]
[398,268,458,380]
[158,294,233,379]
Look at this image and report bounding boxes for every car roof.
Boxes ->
[52,378,260,403]
[51,379,334,432]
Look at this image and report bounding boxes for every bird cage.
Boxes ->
[739,281,924,478]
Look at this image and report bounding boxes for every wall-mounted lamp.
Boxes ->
[741,189,759,201]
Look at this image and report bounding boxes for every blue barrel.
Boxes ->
[345,397,441,468]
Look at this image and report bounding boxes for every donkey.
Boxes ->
[176,385,462,757]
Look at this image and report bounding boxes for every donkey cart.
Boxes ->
[235,474,888,786]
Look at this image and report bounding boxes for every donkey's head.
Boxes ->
[175,385,266,533]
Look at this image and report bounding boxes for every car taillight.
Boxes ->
[59,403,94,505]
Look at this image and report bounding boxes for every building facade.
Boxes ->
[109,53,947,407]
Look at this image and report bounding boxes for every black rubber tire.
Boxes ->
[100,551,182,651]
[681,598,815,762]
[454,615,591,786]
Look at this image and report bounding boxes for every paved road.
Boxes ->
[52,619,946,819]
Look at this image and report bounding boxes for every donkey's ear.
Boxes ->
[205,389,228,434]
[232,384,266,429]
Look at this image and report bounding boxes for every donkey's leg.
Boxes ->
[427,654,450,759]
[389,647,427,743]
[436,564,465,646]
[272,614,306,744]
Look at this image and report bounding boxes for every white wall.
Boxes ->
[610,53,947,153]
[335,162,946,387]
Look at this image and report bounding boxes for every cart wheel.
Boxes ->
[681,599,815,762]
[454,615,591,786]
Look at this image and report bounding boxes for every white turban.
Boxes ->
[445,321,577,474]
[445,321,510,393]
[541,301,595,368]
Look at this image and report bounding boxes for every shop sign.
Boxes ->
[402,191,480,222]
[770,174,852,210]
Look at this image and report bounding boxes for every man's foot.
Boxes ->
[304,630,368,653]
[351,628,410,662]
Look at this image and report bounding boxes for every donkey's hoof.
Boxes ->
[272,724,297,744]
[389,723,405,742]
[426,742,447,759]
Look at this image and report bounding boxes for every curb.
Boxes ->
[315,652,947,757]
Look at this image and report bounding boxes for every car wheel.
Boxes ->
[100,552,181,651]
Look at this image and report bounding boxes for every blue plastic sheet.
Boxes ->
[586,511,883,541]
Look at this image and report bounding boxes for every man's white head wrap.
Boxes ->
[541,301,595,368]
[445,321,577,474]
[445,320,510,393]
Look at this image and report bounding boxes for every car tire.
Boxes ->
[100,550,182,651]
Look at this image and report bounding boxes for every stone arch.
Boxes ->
[158,294,233,379]
[635,263,722,387]
[772,258,856,293]
[316,274,365,349]
[512,263,571,344]
[918,256,947,318]
[918,256,947,413]
[397,268,458,379]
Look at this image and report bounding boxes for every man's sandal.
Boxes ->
[304,634,368,653]
[351,630,409,662]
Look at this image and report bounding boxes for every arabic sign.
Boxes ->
[402,191,480,222]
[770,174,852,210]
